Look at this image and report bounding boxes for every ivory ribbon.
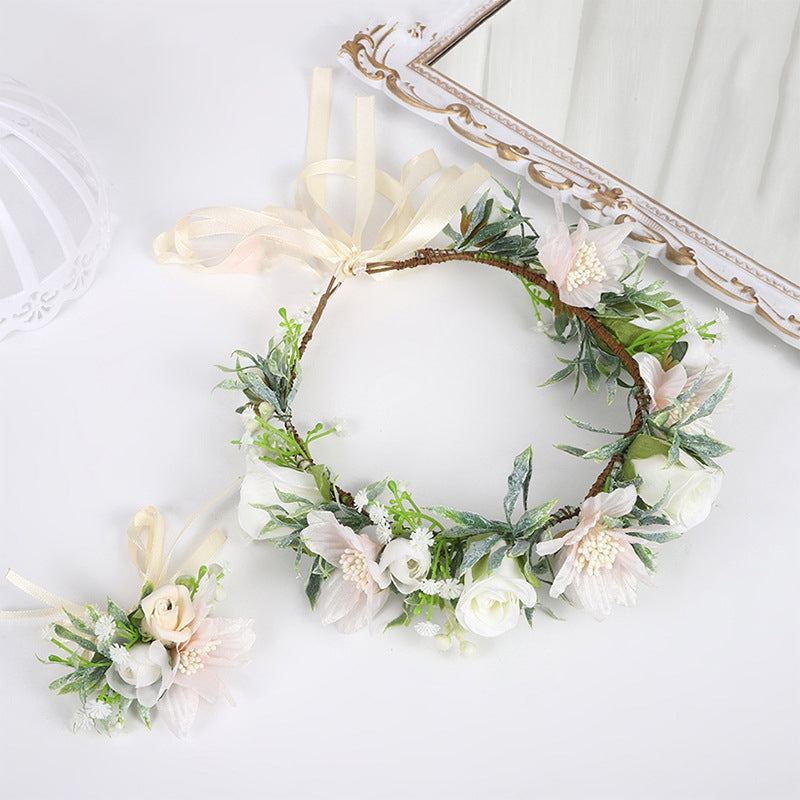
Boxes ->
[1,478,239,620]
[153,66,490,278]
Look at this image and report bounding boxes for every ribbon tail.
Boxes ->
[374,149,441,248]
[172,529,227,581]
[0,569,83,619]
[153,207,293,272]
[305,66,333,208]
[351,94,376,244]
[127,506,166,587]
[373,162,490,264]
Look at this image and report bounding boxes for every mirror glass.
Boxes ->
[434,0,800,285]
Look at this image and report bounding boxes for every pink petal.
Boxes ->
[538,221,574,285]
[586,219,634,274]
[572,570,613,620]
[316,571,361,625]
[159,684,200,739]
[303,510,360,564]
[592,486,637,519]
[549,550,577,598]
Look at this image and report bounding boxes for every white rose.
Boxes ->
[632,453,723,531]
[140,584,196,645]
[238,457,322,539]
[105,641,174,707]
[455,556,537,638]
[379,538,431,594]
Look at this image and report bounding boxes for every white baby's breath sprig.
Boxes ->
[375,519,393,545]
[353,489,369,512]
[93,614,116,642]
[410,525,434,551]
[367,503,390,526]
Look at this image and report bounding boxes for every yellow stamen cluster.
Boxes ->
[566,241,606,291]
[340,548,370,591]
[178,639,220,675]
[574,528,620,575]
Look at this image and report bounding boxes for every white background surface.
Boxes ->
[0,2,798,798]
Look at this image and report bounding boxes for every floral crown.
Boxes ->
[160,68,732,647]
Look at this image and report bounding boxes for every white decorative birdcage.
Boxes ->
[0,76,110,340]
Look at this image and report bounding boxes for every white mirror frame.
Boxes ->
[339,0,800,348]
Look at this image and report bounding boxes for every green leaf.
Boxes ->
[304,569,323,610]
[308,464,333,503]
[554,444,587,458]
[633,529,682,544]
[364,478,388,503]
[384,606,413,631]
[523,605,535,627]
[670,340,688,364]
[508,539,531,558]
[53,625,96,653]
[487,543,510,573]
[564,416,625,436]
[136,701,152,729]
[503,446,533,523]
[63,609,94,637]
[680,372,733,428]
[458,534,502,577]
[106,600,131,628]
[579,437,632,462]
[532,603,565,622]
[541,363,576,386]
[214,377,247,391]
[679,432,734,460]
[513,499,558,538]
[439,524,509,539]
[273,485,315,506]
[431,507,505,530]
[632,543,655,571]
[49,671,82,693]
[242,373,281,409]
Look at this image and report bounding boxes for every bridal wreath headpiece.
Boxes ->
[157,67,732,644]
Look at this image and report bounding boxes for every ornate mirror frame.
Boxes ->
[339,0,800,348]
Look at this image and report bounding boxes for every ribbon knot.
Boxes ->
[338,248,367,278]
[153,67,489,278]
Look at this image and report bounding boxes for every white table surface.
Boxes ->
[1,2,798,798]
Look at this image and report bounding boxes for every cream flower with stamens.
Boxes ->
[536,486,669,620]
[302,510,390,633]
[158,572,254,739]
[635,337,731,434]
[538,214,634,307]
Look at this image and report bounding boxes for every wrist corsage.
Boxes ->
[3,502,254,737]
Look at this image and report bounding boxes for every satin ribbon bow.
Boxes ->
[153,67,490,278]
[1,502,229,620]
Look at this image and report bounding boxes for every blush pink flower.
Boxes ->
[536,486,668,620]
[157,573,254,738]
[302,510,390,633]
[634,334,730,434]
[538,212,634,308]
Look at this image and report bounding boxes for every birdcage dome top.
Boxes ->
[0,75,109,340]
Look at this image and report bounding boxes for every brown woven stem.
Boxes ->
[281,275,354,504]
[367,248,651,525]
[298,274,340,361]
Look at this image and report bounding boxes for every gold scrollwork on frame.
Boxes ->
[340,14,800,347]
